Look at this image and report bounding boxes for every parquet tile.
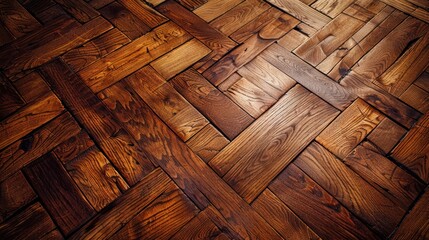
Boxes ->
[1,0,428,239]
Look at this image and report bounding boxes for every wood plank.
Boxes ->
[53,129,95,164]
[187,124,229,162]
[209,0,270,36]
[392,187,429,240]
[23,153,96,235]
[99,2,150,40]
[294,14,364,66]
[171,69,254,140]
[12,72,51,103]
[171,210,225,240]
[62,28,130,72]
[238,56,296,99]
[269,164,379,239]
[88,0,114,9]
[0,73,25,119]
[316,98,384,159]
[230,7,283,43]
[352,17,429,81]
[54,0,99,22]
[150,39,211,80]
[156,0,237,66]
[0,92,64,150]
[40,229,63,240]
[66,147,129,211]
[277,29,308,51]
[211,85,339,202]
[391,112,429,183]
[341,72,421,129]
[3,16,112,77]
[225,77,277,118]
[345,145,425,210]
[0,203,56,239]
[0,0,41,38]
[193,0,243,22]
[266,0,331,29]
[117,0,167,28]
[111,184,199,240]
[0,112,81,183]
[400,84,429,113]
[366,118,407,154]
[99,81,283,239]
[295,142,404,236]
[203,14,299,86]
[311,0,355,17]
[252,189,321,240]
[69,168,172,239]
[0,171,36,222]
[328,9,406,80]
[414,71,429,92]
[78,21,191,93]
[41,60,155,186]
[261,43,356,110]
[175,0,207,10]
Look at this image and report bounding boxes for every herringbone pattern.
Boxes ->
[1,0,428,239]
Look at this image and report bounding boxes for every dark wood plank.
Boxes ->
[117,0,167,28]
[41,60,155,186]
[0,202,56,239]
[391,112,429,183]
[211,85,339,202]
[65,147,129,211]
[170,69,254,140]
[295,142,404,237]
[62,28,130,72]
[366,118,407,154]
[0,73,25,119]
[0,171,36,222]
[187,124,230,162]
[400,84,429,113]
[0,0,41,38]
[23,153,96,235]
[175,0,207,10]
[99,81,283,239]
[12,71,51,103]
[252,189,321,240]
[99,2,150,40]
[203,14,299,86]
[316,98,384,159]
[392,187,429,240]
[111,184,199,240]
[0,112,81,183]
[78,21,191,93]
[269,164,380,239]
[53,129,95,164]
[0,92,64,150]
[156,0,237,68]
[345,145,425,210]
[261,43,356,110]
[54,0,99,22]
[2,16,112,77]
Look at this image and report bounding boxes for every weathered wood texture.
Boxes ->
[0,0,428,239]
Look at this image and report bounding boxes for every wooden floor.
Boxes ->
[1,0,429,239]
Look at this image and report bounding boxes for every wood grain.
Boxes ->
[187,124,230,162]
[400,84,429,113]
[117,0,167,28]
[53,130,95,164]
[193,0,243,22]
[41,60,155,185]
[12,71,51,103]
[0,73,25,119]
[261,43,356,110]
[23,153,96,235]
[311,0,355,17]
[269,164,379,239]
[295,142,404,236]
[0,92,64,151]
[366,118,407,154]
[171,210,226,240]
[0,0,41,38]
[316,98,384,159]
[211,85,339,202]
[171,69,254,140]
[78,21,191,92]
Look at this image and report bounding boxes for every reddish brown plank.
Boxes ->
[117,0,167,28]
[41,60,155,186]
[171,69,254,140]
[0,73,25,119]
[12,72,51,103]
[53,130,95,164]
[269,164,379,239]
[366,118,407,154]
[211,85,339,202]
[0,0,41,38]
[0,112,81,183]
[187,124,230,162]
[23,153,96,235]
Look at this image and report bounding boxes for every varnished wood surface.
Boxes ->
[0,0,428,239]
